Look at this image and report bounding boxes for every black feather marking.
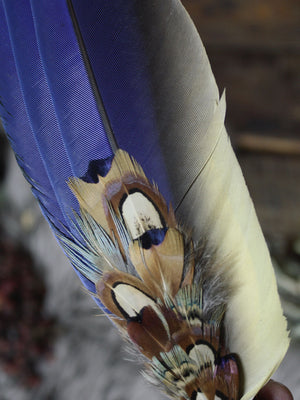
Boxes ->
[81,156,114,183]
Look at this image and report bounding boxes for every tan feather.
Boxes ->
[129,228,184,298]
[69,150,176,250]
[68,177,110,234]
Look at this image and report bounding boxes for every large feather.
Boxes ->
[0,1,289,399]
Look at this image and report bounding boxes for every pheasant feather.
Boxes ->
[0,1,289,399]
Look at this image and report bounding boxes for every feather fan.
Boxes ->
[0,1,289,399]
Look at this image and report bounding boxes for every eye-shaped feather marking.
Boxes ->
[96,271,154,324]
[111,282,157,320]
[187,343,216,371]
[120,190,164,239]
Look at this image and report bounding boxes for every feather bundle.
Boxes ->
[59,149,240,400]
[0,1,289,399]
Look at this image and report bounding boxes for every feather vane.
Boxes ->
[0,1,289,399]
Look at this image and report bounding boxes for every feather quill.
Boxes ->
[0,1,289,399]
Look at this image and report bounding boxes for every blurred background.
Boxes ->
[0,1,299,399]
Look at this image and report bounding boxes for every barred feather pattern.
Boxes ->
[58,150,240,400]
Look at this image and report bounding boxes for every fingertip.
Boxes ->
[255,380,294,400]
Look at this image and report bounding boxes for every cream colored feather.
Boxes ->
[178,95,290,399]
[136,3,290,398]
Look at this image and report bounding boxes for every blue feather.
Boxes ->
[67,0,173,199]
[0,0,178,298]
[0,0,117,296]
